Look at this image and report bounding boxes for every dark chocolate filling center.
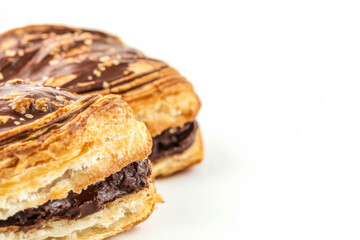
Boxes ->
[0,159,151,232]
[149,121,198,162]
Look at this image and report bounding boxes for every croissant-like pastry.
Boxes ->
[0,79,158,240]
[0,25,204,177]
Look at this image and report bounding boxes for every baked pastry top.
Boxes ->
[0,25,201,136]
[0,79,80,135]
[0,79,152,220]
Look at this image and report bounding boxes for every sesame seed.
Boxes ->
[84,39,93,45]
[25,114,34,119]
[42,76,49,81]
[18,50,25,56]
[99,56,110,62]
[88,76,93,80]
[55,87,60,90]
[5,50,16,57]
[93,69,101,77]
[169,128,177,134]
[102,81,110,89]
[14,121,20,125]
[0,72,3,80]
[20,118,25,121]
[49,59,60,66]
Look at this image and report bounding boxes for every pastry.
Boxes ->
[0,79,157,240]
[0,25,204,177]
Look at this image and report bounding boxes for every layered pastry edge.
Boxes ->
[0,181,157,240]
[0,159,154,235]
[0,25,204,176]
[0,24,201,137]
[152,128,203,177]
[0,79,153,220]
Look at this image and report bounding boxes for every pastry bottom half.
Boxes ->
[151,128,203,177]
[0,160,159,240]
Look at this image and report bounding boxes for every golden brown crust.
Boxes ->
[0,79,152,220]
[0,25,201,136]
[0,24,203,177]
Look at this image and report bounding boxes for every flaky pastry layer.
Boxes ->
[0,181,159,240]
[0,25,201,136]
[0,93,152,220]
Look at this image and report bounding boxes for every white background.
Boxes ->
[1,1,360,239]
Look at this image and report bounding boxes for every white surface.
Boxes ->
[1,1,360,239]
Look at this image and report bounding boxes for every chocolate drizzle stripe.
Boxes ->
[0,95,97,148]
[116,73,169,94]
[0,26,180,97]
[110,66,169,89]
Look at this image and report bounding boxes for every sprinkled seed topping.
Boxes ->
[99,65,106,71]
[0,79,80,130]
[50,101,63,108]
[18,50,25,56]
[0,73,3,81]
[49,59,60,66]
[33,98,50,112]
[102,81,110,89]
[0,116,10,124]
[93,69,101,77]
[9,98,33,114]
[99,56,110,62]
[5,49,16,57]
[0,91,25,100]
[0,25,152,97]
[169,128,177,134]
[84,39,93,45]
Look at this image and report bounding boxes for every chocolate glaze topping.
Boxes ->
[0,159,151,232]
[149,122,198,162]
[0,79,80,133]
[0,25,168,94]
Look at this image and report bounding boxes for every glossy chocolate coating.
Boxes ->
[0,25,167,94]
[0,79,79,133]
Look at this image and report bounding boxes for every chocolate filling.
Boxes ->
[0,159,151,232]
[149,121,198,162]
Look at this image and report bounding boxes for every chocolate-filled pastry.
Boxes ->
[0,25,204,177]
[0,79,158,240]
